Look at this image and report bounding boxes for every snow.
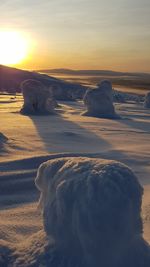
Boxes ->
[0,93,150,265]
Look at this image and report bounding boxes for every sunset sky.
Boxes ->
[0,0,150,72]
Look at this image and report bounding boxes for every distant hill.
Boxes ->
[0,65,59,93]
[37,68,150,92]
[0,65,87,100]
[37,68,150,78]
[1,65,150,95]
[0,65,86,92]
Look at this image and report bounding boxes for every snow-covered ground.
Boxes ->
[0,93,150,260]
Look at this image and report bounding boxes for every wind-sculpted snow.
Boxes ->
[83,80,120,119]
[20,79,56,115]
[34,156,150,267]
[0,150,150,266]
[113,90,143,103]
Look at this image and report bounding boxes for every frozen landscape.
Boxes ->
[0,86,150,264]
[0,0,150,265]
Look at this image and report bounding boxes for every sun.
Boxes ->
[0,31,28,65]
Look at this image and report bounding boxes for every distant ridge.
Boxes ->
[37,68,150,77]
[0,65,150,93]
[0,65,87,95]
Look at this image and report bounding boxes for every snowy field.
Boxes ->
[0,93,150,264]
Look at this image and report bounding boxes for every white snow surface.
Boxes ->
[0,93,150,265]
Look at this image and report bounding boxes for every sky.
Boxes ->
[0,0,150,72]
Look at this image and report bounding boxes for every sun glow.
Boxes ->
[0,31,28,65]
